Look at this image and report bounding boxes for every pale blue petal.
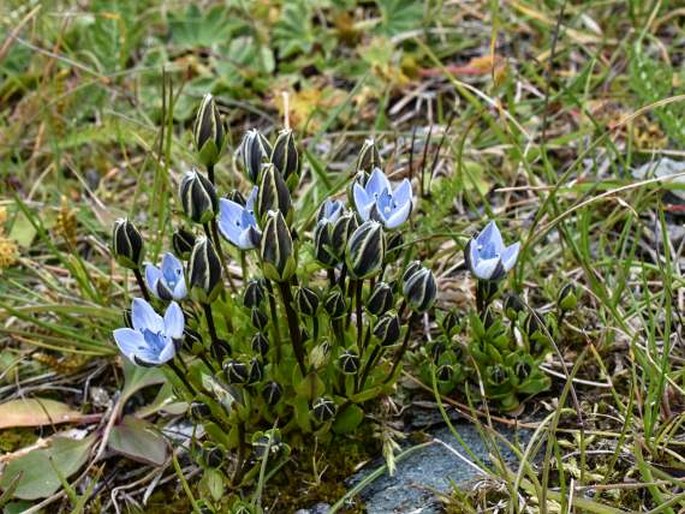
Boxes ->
[477,221,504,256]
[384,199,412,229]
[474,257,500,280]
[500,242,520,272]
[157,338,176,364]
[353,183,372,220]
[161,253,183,281]
[218,198,244,246]
[144,264,161,298]
[113,328,146,362]
[392,179,412,206]
[467,238,479,273]
[246,186,259,210]
[172,277,187,300]
[365,167,391,197]
[131,298,164,333]
[163,301,185,339]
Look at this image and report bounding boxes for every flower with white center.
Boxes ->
[113,298,184,366]
[317,199,345,225]
[217,186,261,250]
[465,221,520,281]
[145,252,187,301]
[352,167,412,229]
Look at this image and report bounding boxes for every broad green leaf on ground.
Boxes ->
[107,416,167,466]
[0,398,85,429]
[121,359,166,404]
[0,434,95,500]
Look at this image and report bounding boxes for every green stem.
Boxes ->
[278,281,306,377]
[358,343,384,393]
[355,280,363,351]
[133,268,151,302]
[167,359,196,396]
[384,312,417,384]
[202,302,220,347]
[207,164,215,185]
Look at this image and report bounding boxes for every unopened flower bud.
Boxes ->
[441,310,460,335]
[225,189,246,206]
[503,293,525,321]
[172,226,196,260]
[523,311,544,337]
[210,338,232,362]
[193,93,225,168]
[310,341,331,369]
[314,221,337,267]
[262,381,282,406]
[402,260,422,284]
[248,358,264,384]
[224,360,249,385]
[324,287,346,319]
[346,220,385,279]
[339,350,360,374]
[311,397,337,423]
[356,138,381,173]
[260,210,296,282]
[112,218,145,269]
[180,170,219,224]
[251,333,270,356]
[241,129,272,184]
[190,401,211,420]
[330,212,357,260]
[430,341,445,362]
[557,283,578,312]
[436,364,454,382]
[251,308,269,330]
[367,281,393,316]
[402,266,437,313]
[243,279,266,308]
[256,164,292,221]
[296,286,319,317]
[270,128,299,181]
[182,328,204,355]
[373,312,401,346]
[187,237,222,303]
[386,232,404,261]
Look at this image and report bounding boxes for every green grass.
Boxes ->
[2,0,685,512]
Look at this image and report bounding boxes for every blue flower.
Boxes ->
[145,252,187,301]
[217,186,261,249]
[352,167,412,229]
[465,221,520,281]
[113,298,184,366]
[317,199,344,225]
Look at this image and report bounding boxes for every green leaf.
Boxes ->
[0,434,95,500]
[8,210,36,248]
[121,359,166,404]
[0,398,84,429]
[201,468,225,502]
[294,371,324,400]
[108,416,167,466]
[332,404,364,434]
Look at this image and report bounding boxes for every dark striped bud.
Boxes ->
[193,93,225,168]
[182,328,204,355]
[122,308,133,329]
[223,360,249,385]
[204,446,224,468]
[313,221,337,267]
[557,283,578,312]
[386,232,404,261]
[225,189,246,206]
[441,310,460,335]
[373,312,401,346]
[190,401,211,421]
[210,338,232,362]
[487,364,508,386]
[248,358,264,384]
[356,138,381,173]
[436,364,454,382]
[251,308,269,330]
[260,210,296,282]
[180,170,219,224]
[187,237,222,303]
[430,341,445,362]
[256,164,291,221]
[339,350,360,374]
[324,287,346,319]
[262,381,283,406]
[296,286,319,317]
[251,333,269,357]
[402,266,437,313]
[270,128,299,181]
[402,260,422,284]
[330,212,357,260]
[346,220,385,279]
[172,226,196,260]
[523,311,544,337]
[311,397,337,423]
[503,293,525,321]
[112,218,145,269]
[243,279,265,308]
[367,281,393,316]
[241,129,272,184]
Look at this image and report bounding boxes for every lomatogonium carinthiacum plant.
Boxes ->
[109,95,438,493]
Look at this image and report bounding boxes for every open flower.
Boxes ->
[465,221,520,281]
[113,299,184,366]
[145,252,187,301]
[217,186,260,249]
[352,168,412,229]
[317,199,344,225]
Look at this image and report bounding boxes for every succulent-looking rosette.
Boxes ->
[218,186,261,250]
[352,168,412,229]
[145,252,187,301]
[113,298,184,366]
[465,221,520,281]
